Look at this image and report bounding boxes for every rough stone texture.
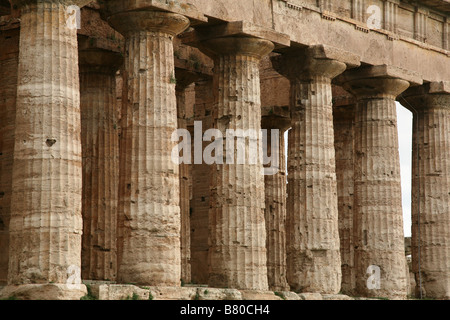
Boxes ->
[175,70,198,285]
[297,292,323,300]
[332,85,356,295]
[98,284,151,300]
[6,2,88,298]
[198,37,274,290]
[190,79,214,285]
[240,290,283,300]
[196,287,242,300]
[107,10,189,286]
[1,0,449,300]
[0,25,19,286]
[401,84,450,300]
[322,294,353,300]
[0,284,87,300]
[79,49,122,281]
[272,47,351,294]
[340,67,411,300]
[261,111,290,292]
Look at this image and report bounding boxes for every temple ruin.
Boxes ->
[0,0,449,300]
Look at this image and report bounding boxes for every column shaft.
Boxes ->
[190,79,213,284]
[286,76,342,293]
[108,11,189,286]
[200,37,274,290]
[176,78,196,285]
[404,89,450,299]
[0,26,19,286]
[262,118,290,292]
[8,2,84,288]
[333,103,356,295]
[79,51,122,281]
[354,97,407,298]
[340,72,412,299]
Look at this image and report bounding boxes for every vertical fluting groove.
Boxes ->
[208,54,268,290]
[411,98,450,299]
[0,27,19,285]
[263,124,289,291]
[80,60,120,281]
[353,97,407,299]
[190,80,213,284]
[286,76,341,294]
[117,30,180,286]
[8,2,83,285]
[333,104,356,295]
[176,86,192,284]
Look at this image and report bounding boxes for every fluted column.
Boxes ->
[332,87,357,295]
[341,68,411,299]
[272,49,347,294]
[4,0,91,299]
[175,69,198,284]
[261,113,290,292]
[401,83,450,299]
[0,24,19,286]
[190,79,214,284]
[198,37,274,290]
[79,49,122,281]
[107,11,189,286]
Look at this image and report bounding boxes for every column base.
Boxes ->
[0,284,87,300]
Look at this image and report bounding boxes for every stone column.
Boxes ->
[401,82,450,300]
[340,66,413,299]
[198,37,274,290]
[175,69,198,285]
[0,22,19,286]
[332,86,356,295]
[190,79,214,285]
[79,49,122,281]
[107,11,189,286]
[261,112,290,292]
[3,0,91,299]
[272,47,352,294]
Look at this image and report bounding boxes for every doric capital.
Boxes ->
[271,45,360,81]
[107,10,190,37]
[337,65,422,100]
[175,68,201,91]
[400,82,450,111]
[261,106,291,131]
[198,36,275,60]
[78,49,123,74]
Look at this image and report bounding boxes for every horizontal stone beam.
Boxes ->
[182,20,291,49]
[101,0,207,24]
[337,64,423,87]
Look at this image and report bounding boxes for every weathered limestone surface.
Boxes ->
[79,49,122,281]
[332,85,356,295]
[272,46,358,294]
[198,37,274,290]
[261,110,290,292]
[339,66,416,299]
[5,1,90,299]
[0,25,19,286]
[401,83,450,300]
[189,79,214,285]
[175,69,198,285]
[107,10,190,286]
